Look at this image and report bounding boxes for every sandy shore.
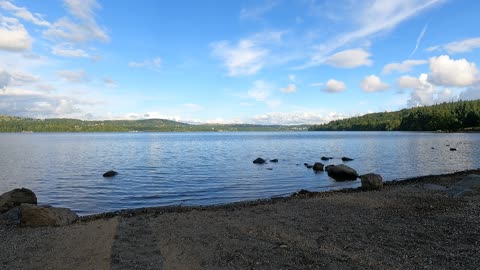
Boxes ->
[1,169,480,270]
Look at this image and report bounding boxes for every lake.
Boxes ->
[1,132,479,215]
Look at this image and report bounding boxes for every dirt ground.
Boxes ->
[1,170,480,270]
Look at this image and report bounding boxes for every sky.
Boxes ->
[0,0,479,125]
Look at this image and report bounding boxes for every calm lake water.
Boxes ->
[1,132,479,215]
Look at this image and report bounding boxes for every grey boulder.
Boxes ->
[360,173,383,190]
[0,188,37,213]
[312,162,324,172]
[326,164,358,181]
[17,204,78,227]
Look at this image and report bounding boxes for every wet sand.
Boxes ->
[1,169,480,270]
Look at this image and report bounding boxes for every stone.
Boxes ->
[326,164,358,181]
[450,148,457,151]
[0,188,37,213]
[341,157,354,161]
[18,204,78,227]
[360,173,383,190]
[103,170,118,177]
[253,158,266,164]
[270,159,279,163]
[321,156,333,161]
[312,162,324,172]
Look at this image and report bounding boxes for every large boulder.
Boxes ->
[253,158,266,164]
[326,164,358,181]
[360,173,383,190]
[17,204,78,227]
[312,162,324,172]
[0,188,37,213]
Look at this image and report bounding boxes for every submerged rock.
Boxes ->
[321,156,333,161]
[0,188,37,214]
[360,173,383,190]
[103,170,118,177]
[253,158,266,164]
[341,157,354,162]
[270,159,279,163]
[326,164,358,181]
[450,148,457,151]
[312,162,324,172]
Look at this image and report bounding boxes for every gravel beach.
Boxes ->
[1,169,480,270]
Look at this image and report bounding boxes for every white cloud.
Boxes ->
[305,0,442,67]
[428,55,478,87]
[128,57,162,71]
[51,43,89,58]
[43,0,109,43]
[250,111,345,125]
[288,74,295,81]
[0,1,50,26]
[0,16,32,51]
[0,87,93,118]
[459,85,480,100]
[325,49,372,68]
[323,79,346,93]
[103,77,117,87]
[247,80,272,101]
[397,75,420,89]
[409,24,427,58]
[0,70,11,91]
[397,73,456,107]
[382,59,427,74]
[240,0,278,20]
[58,69,89,83]
[361,75,389,92]
[427,37,480,54]
[211,32,282,76]
[280,84,296,93]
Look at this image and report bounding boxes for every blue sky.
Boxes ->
[0,0,479,124]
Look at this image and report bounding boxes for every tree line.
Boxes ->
[309,100,480,132]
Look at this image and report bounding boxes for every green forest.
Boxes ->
[309,100,480,132]
[0,116,309,132]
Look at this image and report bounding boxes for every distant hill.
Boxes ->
[0,116,310,132]
[309,100,480,132]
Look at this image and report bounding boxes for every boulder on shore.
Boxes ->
[325,164,358,181]
[312,162,324,172]
[18,204,78,227]
[253,158,266,164]
[341,157,354,161]
[360,173,383,190]
[103,170,118,177]
[0,188,37,214]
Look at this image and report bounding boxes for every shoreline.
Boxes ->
[2,168,480,269]
[80,168,480,222]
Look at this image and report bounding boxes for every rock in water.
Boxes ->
[18,204,78,227]
[341,157,354,161]
[321,156,333,161]
[270,159,279,163]
[312,162,324,172]
[450,148,457,151]
[326,164,358,181]
[103,170,118,177]
[253,158,266,164]
[360,173,383,190]
[0,188,37,213]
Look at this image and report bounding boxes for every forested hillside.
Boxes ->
[309,100,480,131]
[0,116,309,132]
